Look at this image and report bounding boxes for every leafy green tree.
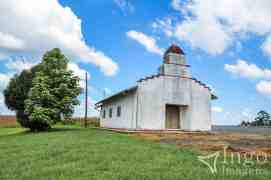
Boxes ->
[4,48,81,131]
[254,111,270,126]
[24,73,56,130]
[240,121,250,127]
[4,65,41,127]
[25,48,81,131]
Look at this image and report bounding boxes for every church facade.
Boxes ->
[95,45,217,131]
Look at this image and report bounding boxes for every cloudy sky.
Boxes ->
[0,0,271,125]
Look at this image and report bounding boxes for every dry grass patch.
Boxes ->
[131,131,271,159]
[0,116,17,127]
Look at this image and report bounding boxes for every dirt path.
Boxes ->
[132,132,271,158]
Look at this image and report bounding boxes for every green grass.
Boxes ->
[0,127,26,136]
[0,126,270,180]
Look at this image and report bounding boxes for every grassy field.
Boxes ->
[0,126,270,180]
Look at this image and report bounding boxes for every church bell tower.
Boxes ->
[159,44,191,78]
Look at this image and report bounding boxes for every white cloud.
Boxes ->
[212,106,224,113]
[256,80,271,97]
[213,108,257,125]
[0,32,25,50]
[241,108,254,121]
[0,0,118,76]
[0,73,13,115]
[68,63,90,80]
[0,94,13,115]
[262,35,271,57]
[67,63,90,88]
[171,0,183,12]
[162,0,271,55]
[127,30,163,56]
[225,59,271,97]
[225,59,271,80]
[175,18,232,55]
[114,0,135,14]
[73,95,98,117]
[5,58,38,73]
[152,18,175,37]
[0,73,11,92]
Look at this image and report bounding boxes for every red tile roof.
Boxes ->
[164,44,185,57]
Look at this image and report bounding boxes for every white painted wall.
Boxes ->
[136,76,193,129]
[100,93,136,129]
[136,77,165,129]
[187,81,212,131]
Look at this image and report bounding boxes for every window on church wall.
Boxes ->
[117,106,121,117]
[109,108,113,118]
[165,56,170,63]
[102,109,106,119]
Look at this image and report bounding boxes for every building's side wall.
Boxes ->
[100,93,136,129]
[186,81,212,131]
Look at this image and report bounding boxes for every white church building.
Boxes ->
[95,44,217,131]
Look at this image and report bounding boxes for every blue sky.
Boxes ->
[0,0,271,125]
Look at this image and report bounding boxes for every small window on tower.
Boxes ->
[117,106,121,117]
[109,108,113,118]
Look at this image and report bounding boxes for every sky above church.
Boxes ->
[0,0,271,125]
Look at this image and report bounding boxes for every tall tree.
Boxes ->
[4,48,81,131]
[4,65,41,127]
[25,49,81,131]
[25,73,55,130]
[254,111,270,126]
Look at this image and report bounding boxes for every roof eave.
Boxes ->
[95,86,138,107]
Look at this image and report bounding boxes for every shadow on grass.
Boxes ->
[0,129,29,138]
[25,126,82,134]
[47,127,82,132]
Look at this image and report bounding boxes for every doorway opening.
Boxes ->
[165,105,180,129]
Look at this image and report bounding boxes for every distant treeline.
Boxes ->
[240,111,271,127]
